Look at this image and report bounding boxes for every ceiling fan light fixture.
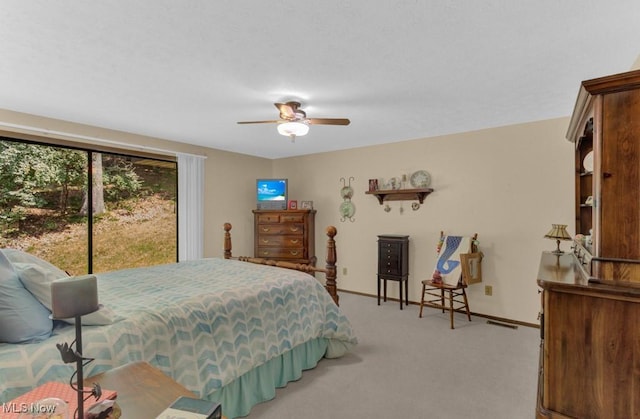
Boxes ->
[277,121,309,139]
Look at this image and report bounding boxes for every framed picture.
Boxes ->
[460,252,483,285]
[368,179,379,191]
[288,200,298,210]
[301,200,314,209]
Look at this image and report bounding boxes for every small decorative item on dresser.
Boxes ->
[288,200,297,210]
[300,200,313,209]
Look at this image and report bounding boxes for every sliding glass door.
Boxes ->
[0,138,177,275]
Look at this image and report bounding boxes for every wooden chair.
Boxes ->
[419,232,482,329]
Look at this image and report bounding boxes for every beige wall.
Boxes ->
[275,117,574,324]
[0,108,573,324]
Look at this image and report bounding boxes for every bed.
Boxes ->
[0,224,357,419]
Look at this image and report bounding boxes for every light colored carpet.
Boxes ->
[247,292,539,419]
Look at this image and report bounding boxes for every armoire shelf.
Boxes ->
[365,188,434,205]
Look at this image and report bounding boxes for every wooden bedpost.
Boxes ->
[223,222,232,259]
[325,226,338,306]
[223,222,340,305]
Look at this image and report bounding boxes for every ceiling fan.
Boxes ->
[237,101,350,142]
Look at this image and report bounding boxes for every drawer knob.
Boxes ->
[261,238,270,244]
[261,227,270,232]
[290,239,299,244]
[290,250,299,256]
[289,226,300,232]
[261,250,270,256]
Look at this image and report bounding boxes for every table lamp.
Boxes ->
[544,224,572,254]
[51,275,102,419]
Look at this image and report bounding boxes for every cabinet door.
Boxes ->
[544,290,640,418]
[600,90,640,261]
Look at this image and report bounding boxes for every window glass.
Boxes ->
[0,139,177,274]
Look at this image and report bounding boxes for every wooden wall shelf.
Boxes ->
[365,188,434,205]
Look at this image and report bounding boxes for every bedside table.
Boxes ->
[377,234,410,309]
[86,361,227,419]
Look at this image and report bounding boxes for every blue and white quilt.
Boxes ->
[0,258,357,403]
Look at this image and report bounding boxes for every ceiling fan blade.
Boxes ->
[237,120,281,125]
[274,102,297,120]
[307,118,351,126]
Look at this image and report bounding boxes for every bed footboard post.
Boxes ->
[224,223,232,259]
[325,226,339,306]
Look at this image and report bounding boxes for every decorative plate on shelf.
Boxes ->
[339,201,355,218]
[410,170,431,188]
[582,151,594,173]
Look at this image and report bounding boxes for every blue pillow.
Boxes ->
[0,250,52,343]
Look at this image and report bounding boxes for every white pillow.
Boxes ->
[12,262,68,309]
[3,249,117,326]
[12,263,116,326]
[1,249,69,277]
[0,251,52,343]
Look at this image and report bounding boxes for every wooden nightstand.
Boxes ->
[86,361,227,419]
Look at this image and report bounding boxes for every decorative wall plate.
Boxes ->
[340,185,354,199]
[339,201,355,218]
[388,177,401,190]
[410,170,431,188]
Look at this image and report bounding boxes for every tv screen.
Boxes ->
[256,179,288,209]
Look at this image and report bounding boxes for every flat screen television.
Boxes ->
[256,178,288,210]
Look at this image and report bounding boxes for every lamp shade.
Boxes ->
[544,224,572,254]
[277,121,309,138]
[544,224,572,241]
[51,275,99,319]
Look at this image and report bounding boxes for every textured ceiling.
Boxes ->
[1,1,639,158]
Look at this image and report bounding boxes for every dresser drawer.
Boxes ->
[257,223,304,235]
[380,241,402,253]
[379,255,402,274]
[257,235,304,247]
[257,214,282,223]
[256,247,306,259]
[280,214,305,223]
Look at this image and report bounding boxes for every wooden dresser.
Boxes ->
[536,69,640,418]
[253,209,316,265]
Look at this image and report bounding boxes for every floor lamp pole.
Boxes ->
[75,315,84,419]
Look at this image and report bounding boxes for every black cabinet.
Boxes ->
[377,235,409,309]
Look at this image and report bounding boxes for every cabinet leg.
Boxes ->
[377,277,381,305]
[399,281,403,310]
[405,280,409,306]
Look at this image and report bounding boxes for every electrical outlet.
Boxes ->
[485,285,493,296]
[342,267,348,275]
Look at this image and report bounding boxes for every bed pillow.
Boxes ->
[0,250,52,343]
[12,262,116,326]
[3,249,116,326]
[0,249,68,277]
